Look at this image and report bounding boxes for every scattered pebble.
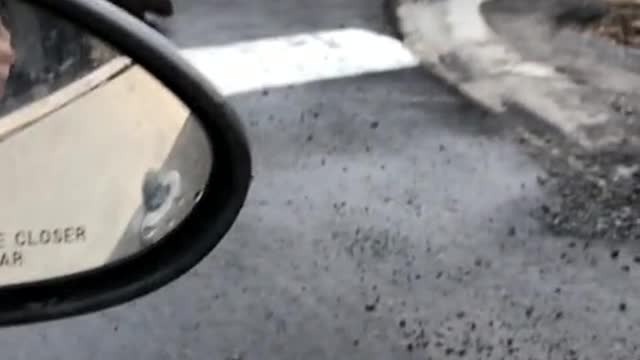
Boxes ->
[611,250,620,259]
[364,296,379,312]
[525,306,535,318]
[554,311,564,320]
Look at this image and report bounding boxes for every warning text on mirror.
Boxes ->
[0,226,87,267]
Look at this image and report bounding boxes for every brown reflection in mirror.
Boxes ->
[0,1,119,116]
[0,1,213,286]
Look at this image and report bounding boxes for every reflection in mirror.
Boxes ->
[0,1,213,286]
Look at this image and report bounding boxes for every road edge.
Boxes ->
[385,0,635,152]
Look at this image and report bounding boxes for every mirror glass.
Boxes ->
[0,1,213,285]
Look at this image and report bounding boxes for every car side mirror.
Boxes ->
[0,0,252,325]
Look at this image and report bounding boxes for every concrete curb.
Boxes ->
[387,0,640,151]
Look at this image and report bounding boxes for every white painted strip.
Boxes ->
[179,28,419,96]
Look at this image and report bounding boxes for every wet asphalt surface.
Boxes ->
[4,0,640,359]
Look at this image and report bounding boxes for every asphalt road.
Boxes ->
[3,1,640,359]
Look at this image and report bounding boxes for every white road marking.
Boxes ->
[179,28,419,96]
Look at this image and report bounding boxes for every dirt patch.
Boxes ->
[587,0,640,48]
